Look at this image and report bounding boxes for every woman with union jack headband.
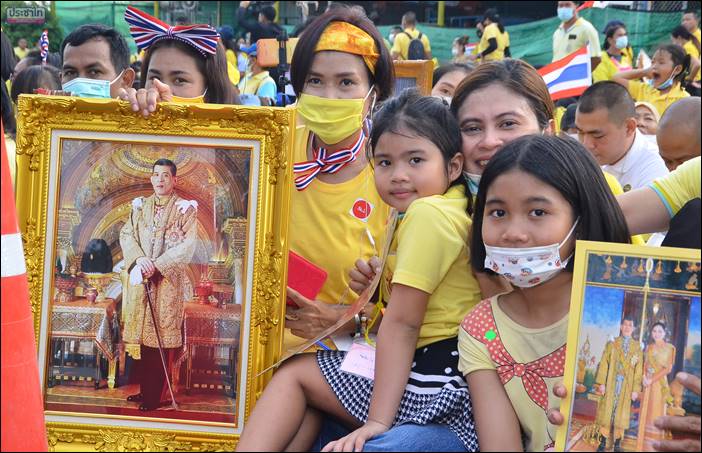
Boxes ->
[118,6,237,113]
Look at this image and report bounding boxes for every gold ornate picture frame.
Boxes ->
[15,95,295,450]
[392,60,434,96]
[556,241,701,451]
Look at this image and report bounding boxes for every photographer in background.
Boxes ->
[237,1,284,43]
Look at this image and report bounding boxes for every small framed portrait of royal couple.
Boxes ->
[557,241,701,452]
[15,94,295,450]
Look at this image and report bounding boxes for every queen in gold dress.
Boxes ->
[642,322,675,450]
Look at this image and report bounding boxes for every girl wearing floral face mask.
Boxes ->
[613,44,691,116]
[458,135,631,451]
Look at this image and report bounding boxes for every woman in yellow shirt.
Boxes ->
[469,8,510,63]
[593,20,635,82]
[613,44,691,116]
[671,25,701,96]
[282,6,394,350]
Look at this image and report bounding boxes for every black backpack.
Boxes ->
[403,31,426,60]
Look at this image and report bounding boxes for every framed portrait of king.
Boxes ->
[14,95,295,450]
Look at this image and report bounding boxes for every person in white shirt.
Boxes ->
[552,1,601,66]
[575,81,668,192]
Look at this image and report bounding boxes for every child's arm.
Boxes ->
[466,370,523,451]
[321,283,429,452]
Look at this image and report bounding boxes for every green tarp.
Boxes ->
[55,3,682,67]
[378,8,684,67]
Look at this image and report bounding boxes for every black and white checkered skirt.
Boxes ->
[317,336,479,451]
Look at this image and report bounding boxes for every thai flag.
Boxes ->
[538,46,591,101]
[464,43,477,54]
[39,29,49,64]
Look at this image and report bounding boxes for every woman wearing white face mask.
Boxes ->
[450,60,644,297]
[118,6,237,114]
[593,21,636,83]
[457,135,631,451]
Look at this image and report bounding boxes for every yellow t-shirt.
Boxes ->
[694,28,701,46]
[285,125,391,349]
[683,41,701,82]
[391,28,431,60]
[225,49,240,85]
[479,23,510,62]
[552,17,600,62]
[14,46,29,60]
[603,171,646,245]
[627,80,690,116]
[382,185,480,348]
[459,297,568,451]
[649,156,701,217]
[592,48,634,83]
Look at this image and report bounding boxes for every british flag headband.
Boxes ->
[125,6,220,57]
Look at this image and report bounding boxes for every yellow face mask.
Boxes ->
[171,89,207,104]
[297,87,374,145]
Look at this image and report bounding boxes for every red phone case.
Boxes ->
[287,251,328,307]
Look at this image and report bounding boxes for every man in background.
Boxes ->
[391,11,432,60]
[552,1,600,67]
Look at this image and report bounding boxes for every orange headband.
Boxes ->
[315,21,380,74]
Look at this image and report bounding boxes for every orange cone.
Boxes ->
[1,120,48,451]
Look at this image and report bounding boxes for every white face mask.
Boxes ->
[451,47,459,57]
[463,171,481,194]
[62,70,124,99]
[484,218,579,288]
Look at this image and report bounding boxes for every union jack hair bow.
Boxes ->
[125,6,220,56]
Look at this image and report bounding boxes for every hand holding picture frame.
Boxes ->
[15,95,295,450]
[556,241,701,452]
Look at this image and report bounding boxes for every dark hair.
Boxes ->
[451,59,554,130]
[470,135,631,274]
[261,5,277,22]
[622,316,636,324]
[153,158,177,176]
[483,8,505,33]
[454,35,470,48]
[560,103,578,131]
[1,78,15,135]
[10,65,62,104]
[1,32,16,81]
[672,24,701,54]
[290,6,394,101]
[391,26,404,33]
[432,63,474,87]
[61,24,130,74]
[577,81,636,124]
[370,89,472,215]
[20,50,43,67]
[140,39,237,105]
[402,11,417,26]
[603,21,627,50]
[654,44,692,84]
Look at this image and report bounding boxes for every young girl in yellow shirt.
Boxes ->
[613,44,691,115]
[237,90,481,452]
[458,135,631,451]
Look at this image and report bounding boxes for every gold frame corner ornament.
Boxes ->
[15,95,295,449]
